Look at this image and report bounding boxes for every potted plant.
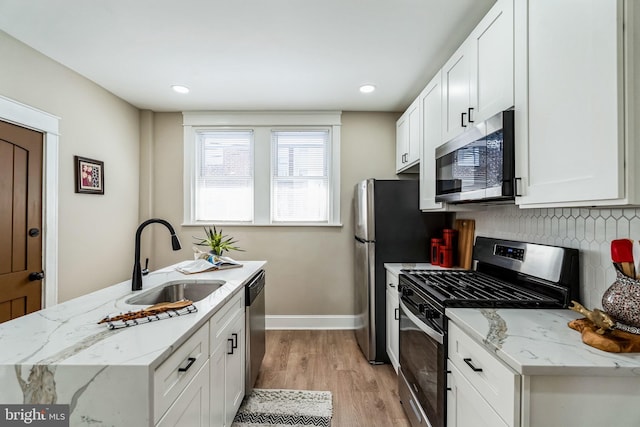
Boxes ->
[194,226,244,257]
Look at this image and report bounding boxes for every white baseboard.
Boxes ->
[265,315,356,330]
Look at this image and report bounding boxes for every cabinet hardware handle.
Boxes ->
[228,338,234,355]
[463,358,483,372]
[231,333,238,349]
[389,283,395,288]
[468,107,474,123]
[447,387,452,391]
[394,308,400,320]
[178,357,196,372]
[514,177,522,197]
[461,112,467,127]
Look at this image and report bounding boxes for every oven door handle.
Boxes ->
[400,300,444,345]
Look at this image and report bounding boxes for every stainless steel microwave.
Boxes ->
[435,110,515,203]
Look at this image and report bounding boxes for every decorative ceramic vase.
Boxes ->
[602,271,640,333]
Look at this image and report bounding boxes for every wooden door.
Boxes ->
[0,120,43,323]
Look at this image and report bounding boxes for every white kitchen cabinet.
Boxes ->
[157,361,211,427]
[152,289,246,427]
[154,324,210,424]
[210,291,246,427]
[447,316,640,427]
[396,98,420,173]
[442,41,472,143]
[419,71,446,211]
[514,0,640,207]
[447,322,519,427]
[447,363,509,427]
[385,270,400,373]
[442,0,514,143]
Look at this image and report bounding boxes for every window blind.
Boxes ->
[195,130,253,222]
[271,130,330,222]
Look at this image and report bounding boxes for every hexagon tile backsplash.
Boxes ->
[457,205,640,310]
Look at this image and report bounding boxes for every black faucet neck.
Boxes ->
[132,218,182,291]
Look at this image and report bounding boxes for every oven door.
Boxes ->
[399,299,445,427]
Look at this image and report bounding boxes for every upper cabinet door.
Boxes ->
[515,0,625,206]
[469,0,514,124]
[396,98,420,173]
[442,41,472,143]
[442,0,514,144]
[420,71,445,211]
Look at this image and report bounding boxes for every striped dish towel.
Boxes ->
[102,305,198,330]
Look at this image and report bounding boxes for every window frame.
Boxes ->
[183,111,341,227]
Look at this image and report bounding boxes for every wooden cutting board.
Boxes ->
[454,219,475,269]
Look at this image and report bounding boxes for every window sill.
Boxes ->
[182,222,343,228]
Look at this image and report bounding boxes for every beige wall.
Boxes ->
[0,32,140,301]
[146,111,406,315]
[0,29,407,313]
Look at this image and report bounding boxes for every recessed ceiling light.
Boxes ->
[359,84,376,94]
[171,85,190,94]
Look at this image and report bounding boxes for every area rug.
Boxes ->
[232,389,333,427]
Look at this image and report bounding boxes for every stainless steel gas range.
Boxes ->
[397,237,579,427]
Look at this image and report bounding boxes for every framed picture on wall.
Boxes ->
[74,156,104,194]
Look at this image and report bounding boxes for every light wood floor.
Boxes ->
[254,330,411,427]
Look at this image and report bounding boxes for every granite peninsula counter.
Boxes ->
[0,261,266,426]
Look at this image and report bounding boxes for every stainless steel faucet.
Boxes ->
[132,218,182,291]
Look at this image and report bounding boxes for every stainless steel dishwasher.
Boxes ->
[245,270,265,395]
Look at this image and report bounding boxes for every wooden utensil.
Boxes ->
[611,239,635,278]
[454,219,475,270]
[98,299,194,324]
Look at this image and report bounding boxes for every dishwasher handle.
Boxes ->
[245,270,266,306]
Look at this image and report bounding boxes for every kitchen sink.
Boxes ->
[125,280,225,305]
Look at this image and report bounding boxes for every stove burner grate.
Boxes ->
[401,270,558,306]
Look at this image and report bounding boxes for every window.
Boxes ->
[195,130,253,222]
[183,112,341,226]
[272,131,329,222]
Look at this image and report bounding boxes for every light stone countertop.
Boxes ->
[0,261,265,425]
[0,260,265,367]
[446,308,640,376]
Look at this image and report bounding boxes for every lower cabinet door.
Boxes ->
[386,285,399,373]
[225,312,246,426]
[447,362,509,427]
[210,339,226,426]
[156,360,210,427]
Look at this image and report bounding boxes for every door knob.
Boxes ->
[29,228,40,237]
[28,271,45,281]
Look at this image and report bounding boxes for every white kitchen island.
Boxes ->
[0,261,265,427]
[446,308,640,427]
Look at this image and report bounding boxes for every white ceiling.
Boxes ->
[0,0,495,112]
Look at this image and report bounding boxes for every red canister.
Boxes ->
[431,238,443,265]
[439,245,454,268]
[442,229,457,266]
[442,228,457,248]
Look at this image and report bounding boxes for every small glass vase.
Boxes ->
[602,270,640,334]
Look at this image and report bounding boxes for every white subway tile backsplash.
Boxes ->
[457,204,639,310]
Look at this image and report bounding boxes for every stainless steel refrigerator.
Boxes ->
[353,179,449,364]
